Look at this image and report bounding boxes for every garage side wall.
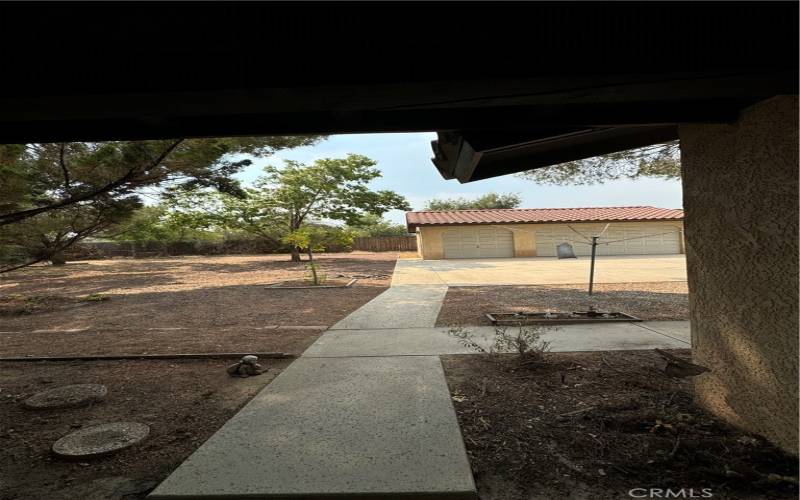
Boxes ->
[679,95,799,455]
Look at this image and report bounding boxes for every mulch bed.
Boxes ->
[0,253,395,357]
[442,351,798,500]
[436,282,689,327]
[0,358,292,500]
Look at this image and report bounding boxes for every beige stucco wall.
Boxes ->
[679,95,799,455]
[415,221,683,259]
[416,224,536,259]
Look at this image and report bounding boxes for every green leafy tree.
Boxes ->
[210,189,285,245]
[424,192,522,211]
[515,141,680,185]
[0,136,321,271]
[0,136,323,227]
[0,198,140,272]
[107,206,179,244]
[347,213,410,237]
[106,204,220,247]
[211,154,411,262]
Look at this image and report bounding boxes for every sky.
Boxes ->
[233,133,683,226]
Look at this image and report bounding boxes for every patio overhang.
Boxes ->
[429,69,796,183]
[0,4,795,146]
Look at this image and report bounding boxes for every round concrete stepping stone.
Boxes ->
[52,422,150,459]
[23,384,107,410]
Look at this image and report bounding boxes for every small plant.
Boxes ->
[283,225,353,285]
[449,323,553,363]
[304,262,328,286]
[81,293,109,302]
[448,327,488,354]
[494,324,552,362]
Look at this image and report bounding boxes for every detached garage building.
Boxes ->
[406,206,684,259]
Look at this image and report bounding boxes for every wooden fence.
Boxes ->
[352,235,417,252]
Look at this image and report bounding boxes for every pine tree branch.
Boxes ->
[0,139,183,226]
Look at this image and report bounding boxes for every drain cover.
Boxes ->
[52,422,150,458]
[23,384,107,410]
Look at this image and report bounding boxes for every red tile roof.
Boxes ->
[406,206,683,230]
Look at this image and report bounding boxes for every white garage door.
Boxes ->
[535,224,681,257]
[442,227,514,259]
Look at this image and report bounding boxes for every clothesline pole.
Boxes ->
[588,236,598,295]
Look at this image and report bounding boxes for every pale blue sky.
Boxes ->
[234,133,683,226]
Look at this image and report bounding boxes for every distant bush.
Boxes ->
[62,236,353,261]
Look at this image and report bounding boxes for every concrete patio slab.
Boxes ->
[636,321,691,343]
[148,356,477,500]
[304,322,690,358]
[392,255,687,286]
[330,285,448,330]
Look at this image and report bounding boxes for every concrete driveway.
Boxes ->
[392,254,687,286]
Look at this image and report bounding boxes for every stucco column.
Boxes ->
[679,95,798,454]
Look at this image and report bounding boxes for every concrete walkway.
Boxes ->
[330,285,448,330]
[151,263,690,499]
[149,356,475,499]
[150,280,476,499]
[304,321,690,358]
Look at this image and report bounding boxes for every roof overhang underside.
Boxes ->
[0,4,796,184]
[428,69,796,183]
[431,125,679,183]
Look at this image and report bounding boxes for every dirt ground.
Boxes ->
[0,252,404,499]
[0,358,293,500]
[436,282,689,327]
[442,351,798,500]
[0,253,397,357]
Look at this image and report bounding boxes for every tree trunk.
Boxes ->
[290,246,301,262]
[50,252,66,266]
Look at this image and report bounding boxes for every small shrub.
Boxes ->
[304,263,327,285]
[448,326,488,354]
[449,323,553,362]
